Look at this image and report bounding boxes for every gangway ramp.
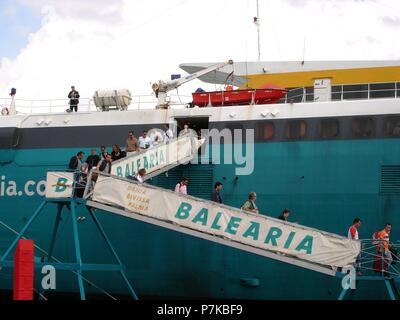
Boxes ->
[110,135,205,181]
[87,172,361,277]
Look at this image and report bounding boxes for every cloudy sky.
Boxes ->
[0,0,399,101]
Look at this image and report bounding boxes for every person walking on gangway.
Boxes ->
[138,130,153,150]
[211,182,223,204]
[348,218,362,274]
[97,154,112,174]
[164,124,173,143]
[278,208,291,222]
[373,223,394,276]
[175,177,188,195]
[241,192,259,214]
[128,168,146,183]
[86,148,100,171]
[68,151,85,172]
[126,131,139,155]
[348,218,361,240]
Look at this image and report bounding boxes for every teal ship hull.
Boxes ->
[1,136,399,299]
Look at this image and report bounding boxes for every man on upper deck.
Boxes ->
[68,86,80,112]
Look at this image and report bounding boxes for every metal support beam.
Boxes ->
[1,198,136,300]
[385,280,397,300]
[0,201,46,264]
[87,207,138,300]
[70,200,86,300]
[47,204,63,262]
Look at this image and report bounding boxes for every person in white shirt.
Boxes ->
[348,218,361,240]
[138,130,153,149]
[181,124,190,135]
[175,177,188,195]
[149,129,164,146]
[164,124,173,143]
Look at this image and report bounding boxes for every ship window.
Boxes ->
[343,84,368,100]
[332,85,343,101]
[384,116,400,137]
[286,88,304,103]
[352,117,375,137]
[370,82,396,99]
[255,122,275,141]
[305,87,314,102]
[286,120,307,139]
[319,119,339,139]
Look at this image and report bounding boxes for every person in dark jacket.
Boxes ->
[278,208,291,221]
[68,151,85,171]
[100,146,108,160]
[211,182,223,204]
[127,168,146,183]
[97,154,112,174]
[111,144,126,161]
[85,149,100,170]
[68,86,80,112]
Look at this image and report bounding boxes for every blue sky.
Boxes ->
[0,0,41,58]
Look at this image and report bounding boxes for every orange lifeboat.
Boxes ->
[192,84,287,107]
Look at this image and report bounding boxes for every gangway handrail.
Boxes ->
[109,134,205,179]
[81,170,362,277]
[87,170,359,241]
[86,198,337,277]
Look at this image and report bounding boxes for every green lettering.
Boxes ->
[175,202,192,220]
[265,227,282,246]
[192,208,208,226]
[55,178,68,192]
[150,154,155,168]
[225,216,242,235]
[295,236,313,254]
[159,150,165,164]
[284,232,296,249]
[242,221,260,241]
[211,212,223,230]
[116,167,123,177]
[124,164,130,177]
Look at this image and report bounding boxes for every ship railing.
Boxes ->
[0,94,193,115]
[2,81,399,114]
[280,81,400,104]
[353,238,400,278]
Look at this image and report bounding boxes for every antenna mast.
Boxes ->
[254,0,261,61]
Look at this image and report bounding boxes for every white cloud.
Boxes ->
[0,0,400,102]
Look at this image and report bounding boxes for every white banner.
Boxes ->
[45,172,74,198]
[112,136,197,178]
[92,176,361,268]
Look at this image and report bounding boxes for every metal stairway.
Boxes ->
[85,171,361,277]
[110,135,205,182]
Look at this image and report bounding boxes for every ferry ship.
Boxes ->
[1,60,400,299]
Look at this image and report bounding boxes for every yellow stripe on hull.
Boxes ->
[242,66,400,88]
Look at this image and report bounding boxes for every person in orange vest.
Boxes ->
[373,223,392,275]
